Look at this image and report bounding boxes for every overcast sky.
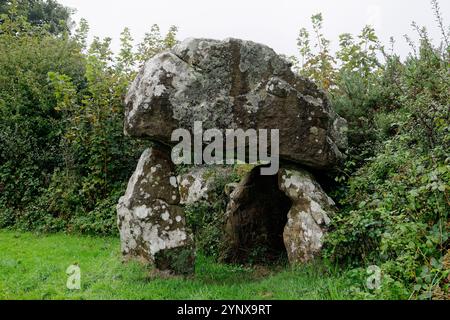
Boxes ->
[58,0,449,59]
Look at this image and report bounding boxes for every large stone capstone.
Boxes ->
[124,37,347,170]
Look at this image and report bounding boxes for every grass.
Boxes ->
[0,229,354,300]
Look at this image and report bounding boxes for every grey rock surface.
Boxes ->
[117,146,195,274]
[177,166,232,205]
[124,37,347,169]
[278,167,335,263]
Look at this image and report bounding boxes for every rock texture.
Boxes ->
[278,168,335,263]
[124,37,347,169]
[223,166,335,264]
[117,146,195,274]
[177,166,232,205]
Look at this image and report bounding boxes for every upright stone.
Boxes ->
[117,146,195,275]
[278,168,335,263]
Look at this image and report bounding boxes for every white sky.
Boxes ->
[58,0,449,59]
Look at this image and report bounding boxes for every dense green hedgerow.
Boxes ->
[0,2,177,235]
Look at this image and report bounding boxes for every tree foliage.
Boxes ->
[0,4,179,234]
[0,0,73,34]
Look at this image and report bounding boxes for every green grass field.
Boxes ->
[0,229,354,300]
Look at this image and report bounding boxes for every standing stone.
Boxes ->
[278,168,335,264]
[117,146,195,275]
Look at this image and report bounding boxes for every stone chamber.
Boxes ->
[117,37,347,274]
